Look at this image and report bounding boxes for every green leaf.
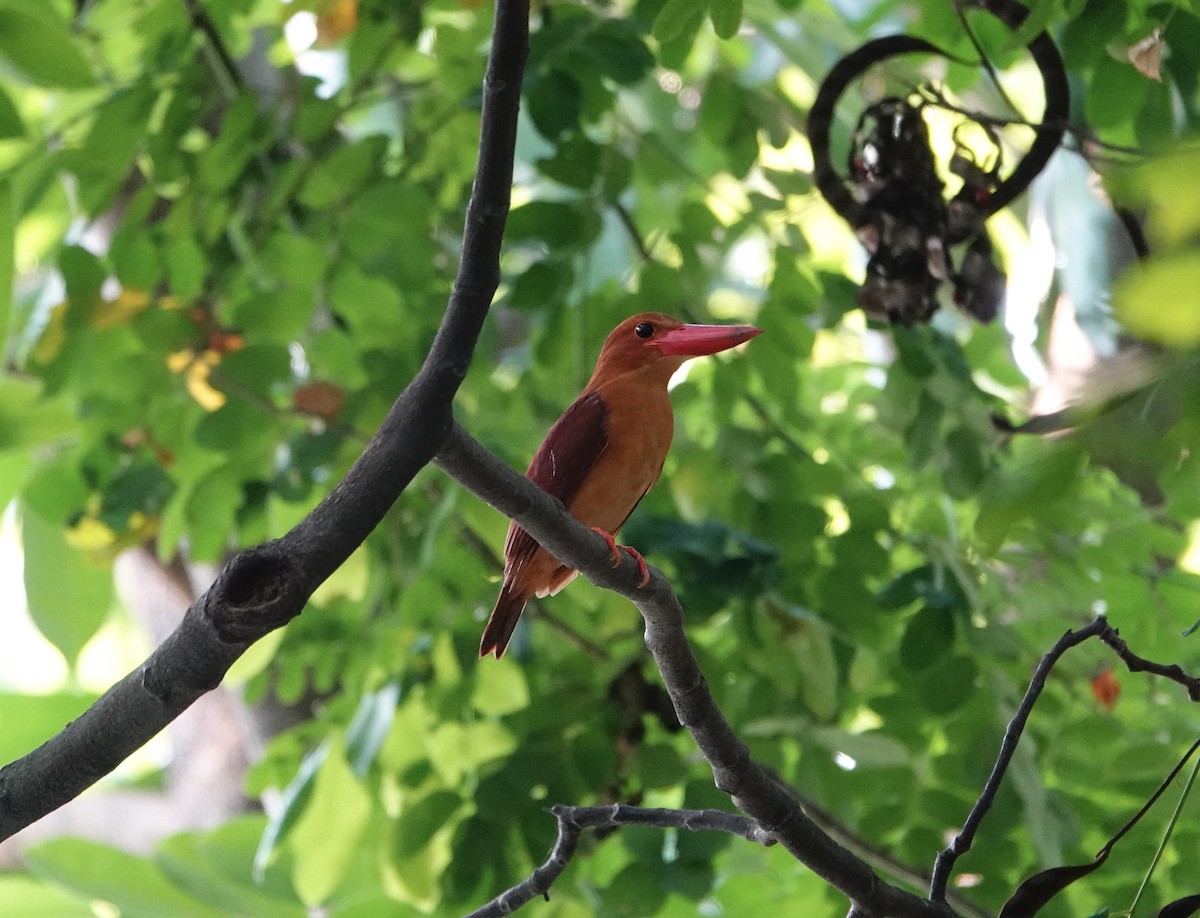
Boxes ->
[469,659,530,716]
[183,466,243,561]
[0,449,31,512]
[306,328,369,390]
[297,137,387,209]
[0,3,94,89]
[196,92,263,192]
[1133,148,1200,246]
[393,790,462,859]
[507,259,574,310]
[19,452,89,522]
[598,862,668,916]
[1115,253,1200,347]
[636,743,688,788]
[791,614,840,721]
[699,73,741,145]
[525,68,583,141]
[0,378,76,450]
[975,442,1088,551]
[899,606,957,671]
[0,179,10,353]
[709,0,743,39]
[211,344,292,397]
[25,838,225,918]
[506,200,601,248]
[346,682,402,776]
[258,233,327,291]
[0,875,93,917]
[254,742,329,882]
[109,228,161,292]
[156,818,305,918]
[583,20,655,85]
[654,0,706,44]
[876,565,937,610]
[289,739,372,906]
[232,289,315,344]
[327,266,404,339]
[920,655,978,715]
[0,84,23,139]
[163,233,206,301]
[20,503,113,666]
[904,393,942,469]
[944,426,987,497]
[536,134,602,189]
[0,690,97,765]
[808,726,911,768]
[1086,55,1148,132]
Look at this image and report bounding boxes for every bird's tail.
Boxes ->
[480,580,529,659]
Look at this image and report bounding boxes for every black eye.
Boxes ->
[635,322,654,339]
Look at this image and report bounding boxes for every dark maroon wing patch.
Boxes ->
[503,391,611,563]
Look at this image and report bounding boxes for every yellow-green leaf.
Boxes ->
[20,504,113,666]
[288,739,372,906]
[0,2,93,89]
[1115,253,1200,347]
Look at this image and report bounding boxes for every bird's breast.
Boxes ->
[564,381,674,533]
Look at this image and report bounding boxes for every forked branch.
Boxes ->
[436,423,956,918]
[466,805,773,917]
[931,615,1200,901]
[0,0,530,843]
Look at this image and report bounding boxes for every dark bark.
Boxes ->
[0,0,530,842]
[467,804,774,917]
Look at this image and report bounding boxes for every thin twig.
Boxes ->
[954,2,1021,117]
[930,616,1109,901]
[466,804,773,918]
[552,803,775,842]
[1098,628,1200,701]
[448,506,611,660]
[1103,734,1200,858]
[786,780,991,918]
[179,0,244,98]
[1128,744,1200,915]
[527,604,611,660]
[612,200,652,261]
[931,615,1200,901]
[918,86,1145,157]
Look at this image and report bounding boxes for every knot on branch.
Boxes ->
[206,545,304,643]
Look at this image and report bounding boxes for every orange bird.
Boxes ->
[481,312,762,658]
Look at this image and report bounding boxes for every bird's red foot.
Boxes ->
[591,528,652,588]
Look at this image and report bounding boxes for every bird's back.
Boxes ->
[481,370,674,657]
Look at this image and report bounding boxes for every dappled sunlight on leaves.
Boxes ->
[1,0,1199,914]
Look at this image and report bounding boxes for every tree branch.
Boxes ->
[930,614,1200,902]
[929,617,1108,901]
[435,423,957,918]
[781,777,991,918]
[1098,626,1200,701]
[468,804,774,917]
[0,0,529,841]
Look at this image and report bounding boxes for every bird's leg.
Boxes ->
[591,528,652,588]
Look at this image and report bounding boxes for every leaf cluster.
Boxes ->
[2,0,1200,916]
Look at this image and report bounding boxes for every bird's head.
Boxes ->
[590,312,762,385]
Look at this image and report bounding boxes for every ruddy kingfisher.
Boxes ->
[481,312,762,657]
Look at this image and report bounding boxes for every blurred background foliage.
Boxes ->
[1,0,1199,915]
